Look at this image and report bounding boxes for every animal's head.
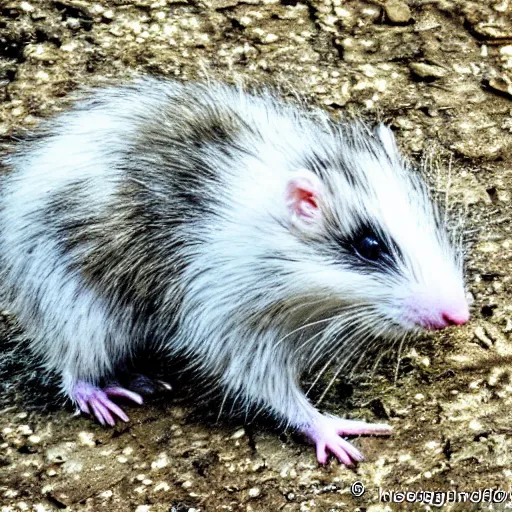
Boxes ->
[281,123,469,339]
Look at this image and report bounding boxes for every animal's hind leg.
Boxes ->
[72,381,143,426]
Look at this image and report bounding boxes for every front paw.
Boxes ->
[300,415,391,466]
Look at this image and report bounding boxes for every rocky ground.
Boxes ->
[0,0,512,510]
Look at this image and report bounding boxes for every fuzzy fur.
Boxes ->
[0,77,465,431]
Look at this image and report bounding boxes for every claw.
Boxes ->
[124,374,172,395]
[301,415,391,466]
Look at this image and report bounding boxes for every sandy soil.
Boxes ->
[0,0,512,510]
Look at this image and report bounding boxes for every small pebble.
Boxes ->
[151,452,169,470]
[154,482,170,492]
[78,432,95,447]
[17,425,33,436]
[27,435,41,445]
[66,18,81,30]
[384,0,411,24]
[231,428,245,439]
[487,76,512,99]
[263,33,279,44]
[469,419,483,431]
[248,487,261,499]
[474,326,493,349]
[409,62,446,80]
[20,2,35,12]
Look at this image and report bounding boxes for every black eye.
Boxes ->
[353,236,382,261]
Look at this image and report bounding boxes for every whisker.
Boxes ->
[394,332,408,384]
[443,154,452,227]
[304,309,373,363]
[273,302,364,350]
[344,328,384,375]
[313,319,384,404]
[292,308,368,359]
[370,346,389,377]
[307,313,381,399]
[217,387,231,422]
[310,313,377,369]
[275,314,339,350]
[344,319,394,377]
[306,335,353,397]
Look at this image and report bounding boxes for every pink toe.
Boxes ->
[301,415,388,466]
[333,419,391,436]
[97,396,130,422]
[104,387,143,405]
[329,444,353,467]
[316,444,328,464]
[76,397,90,414]
[91,399,116,426]
[71,381,141,426]
[339,439,364,462]
[89,402,106,426]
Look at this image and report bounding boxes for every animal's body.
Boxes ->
[0,78,469,464]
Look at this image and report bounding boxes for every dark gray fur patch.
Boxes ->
[42,91,257,366]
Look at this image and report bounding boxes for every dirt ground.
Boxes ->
[0,0,512,510]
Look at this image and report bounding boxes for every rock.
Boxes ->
[486,75,512,99]
[209,0,240,8]
[384,0,411,24]
[474,326,493,349]
[45,448,129,507]
[247,487,261,499]
[472,24,512,40]
[409,62,446,80]
[23,43,61,63]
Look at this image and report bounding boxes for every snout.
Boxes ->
[407,295,470,331]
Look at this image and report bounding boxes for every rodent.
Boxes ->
[0,77,469,465]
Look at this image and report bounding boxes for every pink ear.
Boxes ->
[285,171,323,224]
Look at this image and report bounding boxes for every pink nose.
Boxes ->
[408,294,470,331]
[422,307,469,330]
[417,305,469,330]
[441,310,469,327]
